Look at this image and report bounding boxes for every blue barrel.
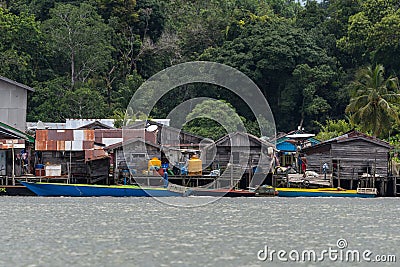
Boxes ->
[35,164,45,169]
[161,163,169,169]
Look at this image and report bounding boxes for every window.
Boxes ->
[233,152,240,164]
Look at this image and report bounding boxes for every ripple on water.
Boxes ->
[0,197,398,267]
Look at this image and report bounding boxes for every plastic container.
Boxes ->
[35,164,45,169]
[45,165,62,177]
[148,157,161,171]
[161,163,169,169]
[35,169,45,176]
[188,155,202,176]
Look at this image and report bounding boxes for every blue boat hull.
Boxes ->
[20,182,182,197]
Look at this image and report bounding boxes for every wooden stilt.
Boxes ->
[12,144,15,186]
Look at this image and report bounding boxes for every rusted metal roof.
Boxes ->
[35,141,47,151]
[83,141,94,150]
[85,149,109,162]
[95,129,122,139]
[47,130,73,141]
[84,130,95,141]
[35,129,97,151]
[57,141,65,151]
[46,140,57,150]
[35,130,48,141]
[0,139,25,149]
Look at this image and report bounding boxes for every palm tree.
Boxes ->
[345,64,400,137]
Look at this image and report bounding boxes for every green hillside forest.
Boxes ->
[2,0,400,142]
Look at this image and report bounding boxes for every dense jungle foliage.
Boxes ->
[1,0,400,141]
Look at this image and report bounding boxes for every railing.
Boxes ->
[356,188,377,195]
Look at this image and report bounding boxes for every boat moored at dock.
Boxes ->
[0,185,36,196]
[186,188,256,197]
[20,182,183,197]
[276,187,377,198]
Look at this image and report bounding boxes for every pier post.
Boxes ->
[12,144,15,186]
[337,160,340,188]
[384,179,388,196]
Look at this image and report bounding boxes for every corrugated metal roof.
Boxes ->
[66,119,115,129]
[277,142,297,152]
[35,141,47,151]
[0,75,35,91]
[95,129,123,138]
[35,129,97,151]
[95,129,155,147]
[83,141,94,150]
[104,137,161,151]
[57,141,65,151]
[0,139,25,149]
[47,129,73,141]
[84,130,95,141]
[35,130,48,141]
[0,121,35,142]
[302,130,392,152]
[47,140,57,150]
[85,149,109,162]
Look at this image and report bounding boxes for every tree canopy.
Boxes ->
[1,0,400,140]
[345,64,400,137]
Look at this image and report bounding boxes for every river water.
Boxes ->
[0,197,399,266]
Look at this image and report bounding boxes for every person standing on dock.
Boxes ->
[301,155,307,174]
[323,162,329,180]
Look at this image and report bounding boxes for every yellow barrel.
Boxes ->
[148,157,161,170]
[188,155,202,176]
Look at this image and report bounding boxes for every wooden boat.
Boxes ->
[186,188,256,197]
[276,187,377,198]
[20,182,182,197]
[0,185,36,196]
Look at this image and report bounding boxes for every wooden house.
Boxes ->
[128,120,204,149]
[0,122,35,184]
[302,130,392,191]
[105,138,162,183]
[106,121,206,179]
[35,129,110,183]
[207,132,275,188]
[275,130,320,169]
[125,120,206,169]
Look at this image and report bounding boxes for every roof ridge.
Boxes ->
[0,76,34,92]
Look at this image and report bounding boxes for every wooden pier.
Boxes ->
[271,172,398,197]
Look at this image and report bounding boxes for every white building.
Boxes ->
[0,76,34,131]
